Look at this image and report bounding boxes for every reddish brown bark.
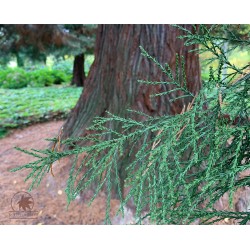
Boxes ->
[71,53,85,87]
[63,24,201,139]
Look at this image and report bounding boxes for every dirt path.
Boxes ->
[0,121,121,225]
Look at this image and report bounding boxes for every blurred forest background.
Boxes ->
[0,24,96,138]
[0,24,249,138]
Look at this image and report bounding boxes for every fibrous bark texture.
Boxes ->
[63,25,201,139]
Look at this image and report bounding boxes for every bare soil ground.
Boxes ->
[0,121,249,225]
[0,121,124,225]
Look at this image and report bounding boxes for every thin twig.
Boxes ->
[49,126,64,177]
[176,93,197,141]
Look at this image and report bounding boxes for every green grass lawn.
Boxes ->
[0,86,82,138]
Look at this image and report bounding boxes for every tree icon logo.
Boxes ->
[9,191,38,219]
[17,194,33,211]
[11,192,34,211]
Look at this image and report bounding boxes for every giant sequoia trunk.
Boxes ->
[63,24,201,139]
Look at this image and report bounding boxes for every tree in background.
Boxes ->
[0,24,97,86]
[63,24,96,87]
[0,25,18,66]
[0,24,65,66]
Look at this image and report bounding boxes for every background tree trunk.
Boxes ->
[71,53,85,87]
[63,24,201,139]
[16,52,24,67]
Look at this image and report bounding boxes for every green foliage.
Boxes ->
[51,70,72,85]
[0,87,82,132]
[0,127,8,138]
[62,24,97,55]
[0,67,72,89]
[201,46,250,82]
[11,25,250,224]
[0,25,97,66]
[51,54,94,77]
[52,60,73,76]
[28,68,54,87]
[28,68,71,87]
[0,68,29,89]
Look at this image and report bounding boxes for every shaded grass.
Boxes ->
[0,86,82,136]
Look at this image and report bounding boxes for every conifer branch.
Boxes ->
[11,24,250,224]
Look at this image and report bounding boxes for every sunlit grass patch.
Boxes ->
[0,86,82,135]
